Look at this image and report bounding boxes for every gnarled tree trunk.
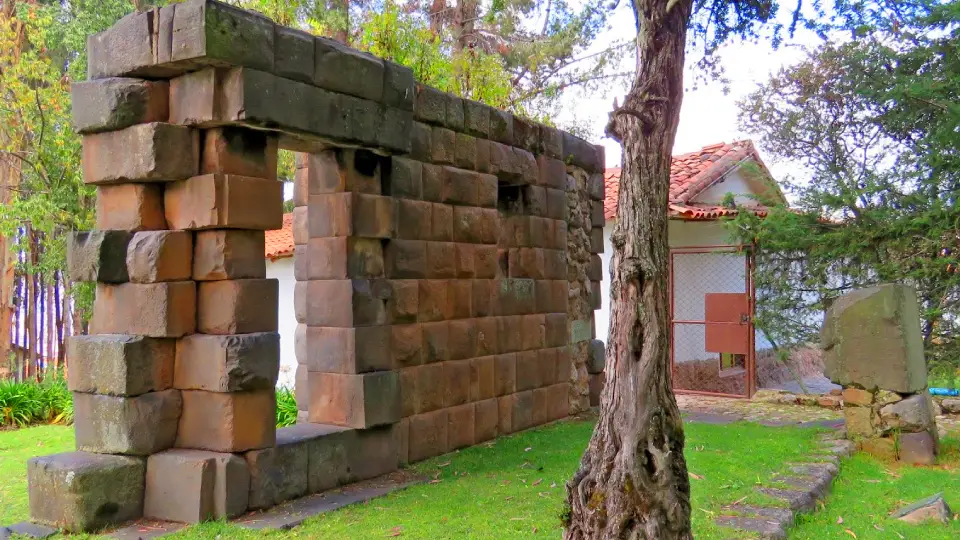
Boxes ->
[563,0,693,538]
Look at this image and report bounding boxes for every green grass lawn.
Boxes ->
[0,425,75,526]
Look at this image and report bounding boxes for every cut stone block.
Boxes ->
[165,173,283,230]
[587,339,605,374]
[245,431,308,509]
[86,10,155,78]
[126,230,194,283]
[96,183,166,232]
[274,26,315,83]
[281,423,356,493]
[348,425,401,482]
[408,410,448,463]
[384,61,415,111]
[879,392,937,433]
[74,390,182,455]
[176,390,276,452]
[67,231,131,283]
[201,127,278,180]
[169,0,276,73]
[82,123,198,184]
[144,449,250,523]
[305,279,391,327]
[822,284,927,393]
[28,451,145,532]
[302,237,384,279]
[447,403,475,451]
[68,335,174,396]
[72,78,169,134]
[307,371,400,428]
[303,326,391,374]
[314,36,384,102]
[90,281,196,338]
[193,230,266,280]
[892,493,951,524]
[898,431,937,465]
[197,279,278,334]
[174,333,280,392]
[308,192,395,239]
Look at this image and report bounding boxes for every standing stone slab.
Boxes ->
[68,231,131,284]
[28,452,145,532]
[821,284,927,393]
[68,335,174,396]
[174,332,280,392]
[74,390,182,455]
[72,78,169,134]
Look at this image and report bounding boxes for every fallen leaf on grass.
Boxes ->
[688,472,704,480]
[843,529,856,538]
[525,447,533,452]
[731,496,747,506]
[872,524,883,531]
[550,482,557,488]
[505,496,513,501]
[532,478,543,486]
[438,461,452,468]
[894,532,904,539]
[836,516,843,524]
[532,526,538,533]
[429,479,442,484]
[510,517,525,521]
[538,492,549,498]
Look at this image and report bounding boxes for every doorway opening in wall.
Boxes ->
[669,245,756,398]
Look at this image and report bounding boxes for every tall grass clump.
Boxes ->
[0,374,73,428]
[276,386,298,427]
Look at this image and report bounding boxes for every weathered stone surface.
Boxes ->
[308,192,395,239]
[197,278,278,334]
[176,390,276,452]
[314,36,384,102]
[408,409,448,462]
[201,127,278,180]
[715,515,788,540]
[586,339,605,374]
[304,326,391,374]
[755,487,816,513]
[28,452,145,532]
[245,432,308,509]
[844,405,877,438]
[83,123,198,185]
[193,230,266,280]
[275,423,356,493]
[307,371,400,428]
[126,230,193,283]
[892,493,951,524]
[822,284,927,393]
[348,425,401,482]
[90,281,196,338]
[96,183,167,231]
[74,390,182,455]
[68,335,174,396]
[170,0,276,73]
[174,333,280,392]
[274,26,315,83]
[68,231,131,283]
[86,10,155,79]
[165,173,283,230]
[144,449,239,523]
[841,387,873,407]
[305,279,391,327]
[879,392,937,432]
[898,431,937,465]
[72,78,169,134]
[384,61,414,111]
[860,437,897,461]
[302,237,384,279]
[942,398,960,414]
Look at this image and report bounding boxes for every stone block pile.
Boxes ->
[823,284,939,464]
[25,0,604,533]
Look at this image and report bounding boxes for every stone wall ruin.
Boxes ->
[30,0,605,532]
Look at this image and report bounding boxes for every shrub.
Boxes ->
[0,374,73,428]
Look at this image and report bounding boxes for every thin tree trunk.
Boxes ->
[453,0,478,52]
[55,270,64,370]
[563,0,693,538]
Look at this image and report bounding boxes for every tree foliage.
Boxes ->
[729,0,960,384]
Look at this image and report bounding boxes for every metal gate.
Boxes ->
[670,246,755,398]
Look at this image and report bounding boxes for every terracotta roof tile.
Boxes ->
[604,139,772,221]
[265,213,295,261]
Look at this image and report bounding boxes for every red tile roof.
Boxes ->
[604,140,774,221]
[265,213,295,261]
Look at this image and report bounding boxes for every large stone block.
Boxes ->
[68,231,131,283]
[305,279,391,327]
[307,371,400,428]
[303,326,391,373]
[165,173,283,230]
[175,333,280,392]
[308,192,395,239]
[197,279,278,334]
[74,390,182,455]
[169,0,276,73]
[274,25,315,83]
[347,425,401,482]
[822,284,927,393]
[879,392,938,433]
[176,390,276,452]
[68,335,174,396]
[474,398,499,443]
[126,230,194,283]
[303,237,384,279]
[72,78,169,134]
[274,423,356,493]
[82,123,198,185]
[587,339,605,374]
[96,183,167,231]
[28,452,145,532]
[447,403,475,451]
[245,431,308,509]
[408,410,448,462]
[144,449,250,522]
[898,431,937,465]
[193,230,266,280]
[201,127,278,179]
[86,10,155,78]
[314,37,384,102]
[90,281,196,338]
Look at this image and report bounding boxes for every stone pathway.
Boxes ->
[714,431,855,539]
[767,374,841,395]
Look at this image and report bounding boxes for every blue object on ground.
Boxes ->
[929,387,959,396]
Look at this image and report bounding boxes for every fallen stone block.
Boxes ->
[144,449,249,522]
[307,371,400,428]
[192,230,266,281]
[197,279,278,334]
[82,123,198,185]
[95,183,166,232]
[74,390,182,455]
[126,230,193,283]
[90,281,196,338]
[176,389,276,452]
[165,173,283,230]
[28,451,145,532]
[68,231,131,283]
[68,335,174,396]
[201,127,278,180]
[892,493,951,524]
[72,78,169,134]
[174,333,280,392]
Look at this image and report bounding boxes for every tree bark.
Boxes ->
[563,0,693,538]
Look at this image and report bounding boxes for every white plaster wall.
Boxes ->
[693,169,764,207]
[266,257,297,387]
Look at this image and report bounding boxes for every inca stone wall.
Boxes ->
[29,0,603,532]
[823,284,939,464]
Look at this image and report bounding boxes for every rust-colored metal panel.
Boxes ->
[705,323,750,354]
[704,293,749,323]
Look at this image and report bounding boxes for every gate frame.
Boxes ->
[669,244,756,399]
